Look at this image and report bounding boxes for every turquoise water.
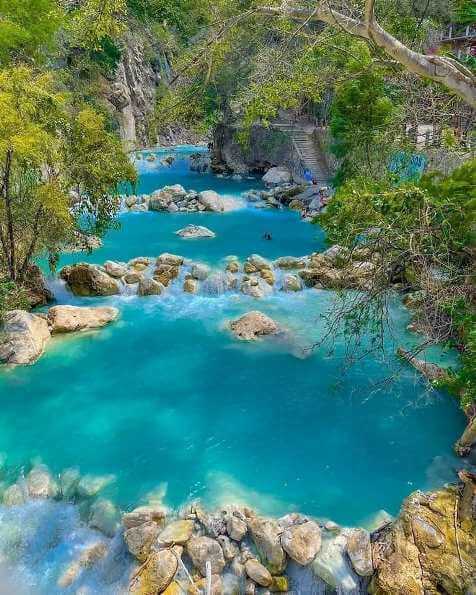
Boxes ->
[0,147,465,526]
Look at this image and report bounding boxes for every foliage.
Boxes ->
[0,280,28,320]
[127,0,208,39]
[67,0,127,51]
[0,0,63,65]
[0,66,136,285]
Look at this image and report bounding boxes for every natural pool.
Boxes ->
[0,146,465,527]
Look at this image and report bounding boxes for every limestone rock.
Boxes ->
[282,274,302,292]
[176,225,216,239]
[88,498,120,537]
[124,272,142,284]
[129,257,152,267]
[370,479,476,595]
[123,504,167,529]
[240,277,273,299]
[138,277,163,296]
[77,474,115,498]
[183,278,199,294]
[274,256,307,269]
[199,190,224,212]
[24,263,53,307]
[397,348,447,382]
[156,253,184,267]
[191,263,210,281]
[346,528,373,577]
[260,269,275,286]
[57,542,108,588]
[47,305,119,334]
[226,260,240,273]
[0,310,50,365]
[129,549,178,594]
[227,515,247,541]
[247,516,286,574]
[312,533,358,591]
[157,519,194,546]
[262,167,291,187]
[187,536,226,576]
[455,416,476,456]
[60,264,120,296]
[125,521,161,561]
[244,559,272,587]
[217,535,239,561]
[281,521,321,565]
[26,465,59,499]
[248,254,271,271]
[3,483,26,506]
[104,261,128,278]
[230,311,279,341]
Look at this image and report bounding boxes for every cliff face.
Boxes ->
[103,32,168,150]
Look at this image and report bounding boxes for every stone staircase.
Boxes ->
[272,120,331,184]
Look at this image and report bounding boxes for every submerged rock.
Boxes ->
[60,263,120,297]
[229,311,279,341]
[77,474,115,498]
[175,224,216,239]
[3,483,26,506]
[88,498,120,537]
[47,305,119,334]
[0,310,50,365]
[281,521,321,565]
[27,465,59,499]
[397,348,447,382]
[57,541,108,588]
[312,533,358,591]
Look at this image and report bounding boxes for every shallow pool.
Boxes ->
[0,146,465,526]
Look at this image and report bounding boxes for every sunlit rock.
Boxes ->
[0,310,50,365]
[247,515,286,574]
[60,264,120,296]
[245,559,272,587]
[281,521,321,566]
[157,519,194,547]
[176,224,216,239]
[47,305,119,333]
[230,311,279,341]
[187,535,226,576]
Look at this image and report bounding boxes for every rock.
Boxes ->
[199,190,224,212]
[167,202,179,213]
[240,277,273,299]
[59,468,81,500]
[129,548,178,594]
[64,231,102,253]
[281,521,321,565]
[312,533,358,591]
[3,483,26,506]
[322,244,349,265]
[270,576,289,592]
[274,256,307,269]
[245,559,272,587]
[122,504,167,529]
[455,416,476,456]
[230,311,279,341]
[125,521,161,561]
[77,474,115,498]
[397,348,447,382]
[227,515,247,541]
[187,536,226,576]
[176,225,216,239]
[88,498,120,537]
[156,253,184,267]
[162,582,181,595]
[157,519,194,546]
[129,257,152,267]
[0,310,50,365]
[57,542,108,588]
[124,272,142,284]
[183,278,199,294]
[26,465,59,499]
[24,264,53,307]
[217,535,239,561]
[346,528,373,576]
[248,254,271,271]
[104,261,128,278]
[60,264,120,296]
[262,167,292,187]
[282,274,302,292]
[260,269,275,286]
[247,516,286,574]
[190,574,223,595]
[125,196,137,208]
[138,277,163,296]
[289,198,304,210]
[243,261,258,274]
[191,263,210,281]
[226,260,240,273]
[47,305,119,334]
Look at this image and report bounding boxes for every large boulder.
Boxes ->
[104,261,128,278]
[346,528,373,577]
[191,263,210,281]
[247,516,286,574]
[129,549,178,594]
[124,521,161,561]
[175,225,216,239]
[199,190,224,212]
[122,504,167,530]
[245,559,272,587]
[282,274,302,292]
[26,464,59,499]
[281,521,321,565]
[60,264,120,296]
[230,311,279,341]
[138,278,164,297]
[370,476,476,595]
[187,536,226,576]
[157,520,194,547]
[0,310,50,365]
[262,166,292,187]
[47,305,119,334]
[24,264,53,307]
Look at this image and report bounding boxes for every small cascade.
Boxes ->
[201,271,236,297]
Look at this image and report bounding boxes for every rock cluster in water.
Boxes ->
[0,305,118,365]
[0,463,473,594]
[121,185,229,213]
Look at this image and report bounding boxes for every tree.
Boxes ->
[259,1,476,108]
[0,66,136,284]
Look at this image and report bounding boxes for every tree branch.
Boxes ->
[259,2,476,108]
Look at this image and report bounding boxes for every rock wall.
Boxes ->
[103,32,167,150]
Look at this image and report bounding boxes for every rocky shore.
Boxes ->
[0,463,473,594]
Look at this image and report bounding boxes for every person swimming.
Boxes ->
[263,232,272,240]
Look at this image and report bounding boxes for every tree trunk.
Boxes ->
[0,149,15,281]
